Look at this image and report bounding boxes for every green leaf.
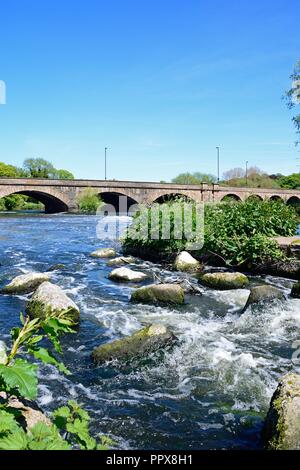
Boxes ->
[0,359,38,399]
[0,427,28,450]
[0,410,19,434]
[29,346,70,375]
[66,418,96,450]
[28,422,71,450]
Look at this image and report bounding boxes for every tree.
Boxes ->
[23,158,56,178]
[54,169,74,180]
[0,162,19,177]
[286,60,300,144]
[221,166,280,189]
[172,172,217,185]
[192,172,217,183]
[278,173,300,189]
[222,168,245,180]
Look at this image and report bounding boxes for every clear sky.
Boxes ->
[0,0,299,181]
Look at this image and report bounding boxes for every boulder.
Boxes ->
[263,373,300,450]
[26,282,79,322]
[174,251,201,273]
[252,259,300,280]
[107,256,136,266]
[108,267,147,283]
[291,281,300,299]
[0,392,51,431]
[90,248,116,258]
[47,264,66,272]
[131,283,185,305]
[243,285,285,312]
[1,272,50,295]
[198,272,249,290]
[92,324,175,364]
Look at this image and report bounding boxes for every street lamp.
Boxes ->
[105,147,108,180]
[216,147,220,183]
[246,161,249,186]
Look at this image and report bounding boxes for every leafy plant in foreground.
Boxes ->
[0,314,112,450]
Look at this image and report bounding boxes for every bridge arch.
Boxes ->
[287,195,300,204]
[97,191,139,214]
[220,193,242,202]
[269,195,284,202]
[150,192,196,204]
[286,195,300,214]
[246,194,263,202]
[0,189,69,213]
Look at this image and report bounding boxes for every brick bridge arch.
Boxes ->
[0,186,71,213]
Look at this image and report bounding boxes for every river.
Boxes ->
[0,214,300,450]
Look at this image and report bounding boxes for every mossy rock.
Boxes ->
[47,264,66,272]
[198,272,249,290]
[242,285,285,312]
[108,267,147,283]
[1,272,51,295]
[291,281,300,299]
[26,282,79,322]
[131,283,185,305]
[90,248,116,258]
[174,251,202,273]
[107,256,136,266]
[92,324,176,364]
[263,373,300,450]
[289,238,300,245]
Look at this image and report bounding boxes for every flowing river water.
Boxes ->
[0,214,300,450]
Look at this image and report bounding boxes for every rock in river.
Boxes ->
[1,272,50,295]
[107,256,136,266]
[242,285,285,312]
[90,248,116,258]
[108,267,147,283]
[0,392,52,431]
[26,281,80,322]
[131,283,185,305]
[291,281,300,299]
[174,251,201,273]
[198,272,249,290]
[263,373,300,450]
[92,324,176,364]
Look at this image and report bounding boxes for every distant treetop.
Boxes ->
[0,158,74,180]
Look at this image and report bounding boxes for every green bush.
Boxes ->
[0,195,44,211]
[123,199,298,267]
[76,189,102,214]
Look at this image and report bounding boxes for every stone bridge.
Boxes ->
[0,178,299,213]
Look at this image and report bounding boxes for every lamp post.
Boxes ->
[216,146,220,183]
[104,147,108,180]
[246,161,248,186]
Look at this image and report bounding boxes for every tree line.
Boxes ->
[171,169,300,190]
[0,158,74,179]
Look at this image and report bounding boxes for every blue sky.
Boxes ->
[0,0,299,181]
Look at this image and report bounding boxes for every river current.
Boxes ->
[0,214,299,450]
